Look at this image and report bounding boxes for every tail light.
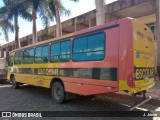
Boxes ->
[127,72,135,88]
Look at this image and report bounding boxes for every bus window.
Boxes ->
[50,40,70,63]
[8,55,13,66]
[73,32,105,61]
[14,52,19,64]
[14,51,23,64]
[35,45,49,63]
[23,48,34,64]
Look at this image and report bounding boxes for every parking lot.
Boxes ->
[0,82,160,120]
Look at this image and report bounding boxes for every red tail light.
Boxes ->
[127,72,135,88]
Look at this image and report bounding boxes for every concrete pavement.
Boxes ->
[102,80,160,107]
[147,80,160,101]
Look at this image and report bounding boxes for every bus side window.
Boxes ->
[19,51,23,64]
[14,51,23,64]
[42,45,49,63]
[60,41,70,62]
[50,40,70,63]
[14,51,19,64]
[29,48,34,63]
[9,55,13,66]
[35,45,49,63]
[23,48,34,64]
[73,32,105,61]
[50,42,60,63]
[23,50,29,64]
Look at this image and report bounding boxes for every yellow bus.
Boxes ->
[8,18,155,106]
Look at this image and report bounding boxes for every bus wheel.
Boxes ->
[51,82,66,104]
[11,76,19,89]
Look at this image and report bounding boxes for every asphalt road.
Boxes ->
[0,83,159,120]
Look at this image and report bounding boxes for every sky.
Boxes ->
[0,0,117,45]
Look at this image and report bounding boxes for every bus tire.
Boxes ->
[11,76,19,89]
[51,82,66,104]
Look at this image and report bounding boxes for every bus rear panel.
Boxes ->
[119,18,155,94]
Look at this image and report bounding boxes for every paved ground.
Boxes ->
[147,80,160,100]
[0,82,160,120]
[110,80,160,106]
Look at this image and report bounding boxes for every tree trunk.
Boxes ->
[54,0,62,37]
[32,8,37,44]
[96,0,105,26]
[14,14,19,49]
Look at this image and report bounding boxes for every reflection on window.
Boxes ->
[9,55,13,66]
[23,48,34,64]
[50,40,70,63]
[14,51,23,64]
[73,33,105,61]
[35,45,49,63]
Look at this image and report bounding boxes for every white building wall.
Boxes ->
[3,51,6,58]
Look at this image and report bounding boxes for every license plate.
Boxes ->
[134,67,154,80]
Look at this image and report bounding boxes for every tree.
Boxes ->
[0,0,32,49]
[0,19,14,41]
[25,0,54,44]
[0,21,14,59]
[95,0,105,25]
[49,0,79,37]
[21,0,69,44]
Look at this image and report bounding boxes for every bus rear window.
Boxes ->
[73,32,105,61]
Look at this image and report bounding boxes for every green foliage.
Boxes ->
[0,0,79,42]
[48,0,79,18]
[0,20,14,41]
[0,0,32,42]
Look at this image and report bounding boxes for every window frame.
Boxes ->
[8,54,14,66]
[72,32,106,62]
[14,50,24,65]
[50,39,71,63]
[23,47,35,64]
[34,44,50,64]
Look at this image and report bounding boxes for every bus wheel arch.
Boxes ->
[50,78,64,89]
[10,74,14,81]
[50,78,66,104]
[10,74,19,89]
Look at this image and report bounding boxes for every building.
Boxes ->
[0,0,158,67]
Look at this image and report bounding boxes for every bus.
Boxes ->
[0,58,7,83]
[8,17,155,106]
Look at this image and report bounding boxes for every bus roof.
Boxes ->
[10,17,133,53]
